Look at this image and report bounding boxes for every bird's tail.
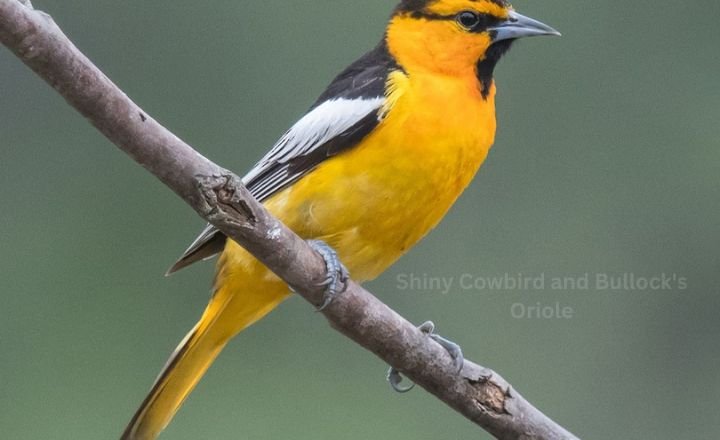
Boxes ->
[122,241,291,440]
[121,279,289,439]
[120,307,229,440]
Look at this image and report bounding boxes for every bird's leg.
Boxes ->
[307,240,349,311]
[387,321,464,393]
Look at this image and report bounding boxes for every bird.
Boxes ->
[121,1,559,438]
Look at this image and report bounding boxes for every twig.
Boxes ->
[0,1,579,439]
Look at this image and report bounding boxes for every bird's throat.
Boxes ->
[476,39,514,98]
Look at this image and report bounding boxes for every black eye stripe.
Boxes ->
[459,11,501,32]
[403,10,501,32]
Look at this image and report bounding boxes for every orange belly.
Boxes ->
[256,72,497,281]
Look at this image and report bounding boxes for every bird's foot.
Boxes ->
[307,240,349,311]
[387,321,464,393]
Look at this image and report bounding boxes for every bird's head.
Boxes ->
[387,0,559,90]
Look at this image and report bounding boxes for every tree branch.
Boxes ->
[0,1,579,439]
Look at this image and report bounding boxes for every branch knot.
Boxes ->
[469,375,511,416]
[197,174,257,228]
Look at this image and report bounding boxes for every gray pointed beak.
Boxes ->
[490,11,561,42]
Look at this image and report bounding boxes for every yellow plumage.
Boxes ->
[121,0,559,437]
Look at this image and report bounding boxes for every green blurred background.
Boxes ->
[1,1,718,438]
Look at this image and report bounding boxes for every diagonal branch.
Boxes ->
[0,1,579,439]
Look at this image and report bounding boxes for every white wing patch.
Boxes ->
[168,96,386,274]
[242,97,384,185]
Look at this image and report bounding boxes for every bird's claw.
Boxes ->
[307,240,349,311]
[422,321,465,373]
[387,367,415,393]
[387,321,464,393]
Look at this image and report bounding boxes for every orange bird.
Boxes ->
[122,1,558,438]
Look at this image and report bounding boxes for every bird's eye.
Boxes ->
[456,11,481,30]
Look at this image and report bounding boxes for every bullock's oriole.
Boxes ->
[121,1,558,438]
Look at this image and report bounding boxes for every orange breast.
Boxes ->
[264,70,497,281]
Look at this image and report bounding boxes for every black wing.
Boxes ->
[167,41,399,273]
